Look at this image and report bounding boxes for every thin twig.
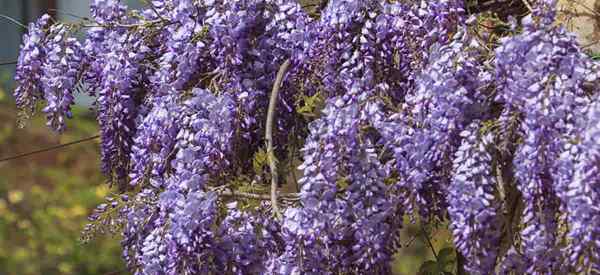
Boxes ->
[81,19,164,29]
[148,3,168,21]
[421,226,439,261]
[521,0,534,13]
[216,189,299,201]
[0,14,27,29]
[0,135,100,163]
[496,163,506,200]
[266,59,291,220]
[221,190,270,200]
[403,235,417,247]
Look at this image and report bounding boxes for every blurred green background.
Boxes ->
[0,1,452,274]
[0,84,125,274]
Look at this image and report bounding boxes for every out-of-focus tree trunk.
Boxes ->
[24,0,56,19]
[467,0,529,18]
[557,0,600,53]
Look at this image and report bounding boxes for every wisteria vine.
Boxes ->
[11,0,600,274]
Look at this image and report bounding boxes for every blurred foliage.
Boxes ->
[393,218,456,275]
[0,84,126,275]
[418,247,457,275]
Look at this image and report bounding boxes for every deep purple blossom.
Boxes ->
[288,99,358,273]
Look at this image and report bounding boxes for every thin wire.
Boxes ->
[47,8,90,20]
[0,14,27,29]
[0,60,17,66]
[0,135,100,163]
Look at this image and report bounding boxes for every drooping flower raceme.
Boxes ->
[14,14,52,124]
[393,28,492,221]
[448,122,501,275]
[128,94,184,187]
[40,24,83,132]
[280,99,359,273]
[495,14,596,273]
[560,100,600,273]
[11,0,600,274]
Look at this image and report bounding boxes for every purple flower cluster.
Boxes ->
[148,0,208,93]
[14,14,52,122]
[130,89,237,274]
[389,29,492,221]
[84,0,153,182]
[90,0,127,24]
[129,95,182,186]
[217,203,279,274]
[283,99,359,273]
[345,140,393,272]
[495,12,597,273]
[13,0,600,274]
[40,24,83,132]
[14,15,86,133]
[565,101,600,273]
[448,122,501,275]
[94,29,148,182]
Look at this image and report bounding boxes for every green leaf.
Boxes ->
[437,247,456,272]
[296,92,325,118]
[419,260,442,275]
[252,148,269,174]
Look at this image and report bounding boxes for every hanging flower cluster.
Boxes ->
[12,0,600,274]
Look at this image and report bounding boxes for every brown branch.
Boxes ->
[421,226,438,261]
[521,0,534,13]
[80,19,164,29]
[216,189,299,201]
[266,59,291,220]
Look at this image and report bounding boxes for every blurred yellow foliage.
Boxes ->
[0,199,7,215]
[70,205,87,217]
[0,86,5,101]
[8,190,24,204]
[95,185,110,198]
